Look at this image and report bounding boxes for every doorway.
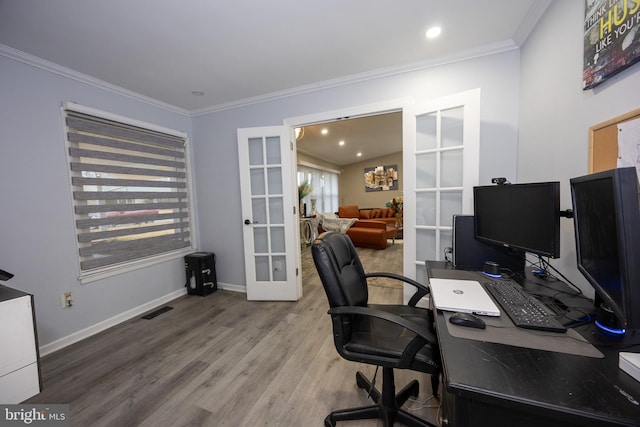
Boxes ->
[285,89,481,303]
[237,91,480,301]
[291,109,405,283]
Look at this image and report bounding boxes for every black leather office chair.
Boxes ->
[312,232,441,427]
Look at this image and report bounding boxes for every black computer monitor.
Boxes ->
[570,167,640,337]
[473,182,561,259]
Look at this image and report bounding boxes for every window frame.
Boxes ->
[62,102,195,283]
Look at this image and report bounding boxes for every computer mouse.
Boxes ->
[448,312,486,329]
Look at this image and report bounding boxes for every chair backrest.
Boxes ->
[311,232,368,308]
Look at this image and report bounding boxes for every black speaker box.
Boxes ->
[452,215,525,274]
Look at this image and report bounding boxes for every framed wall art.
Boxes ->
[584,0,640,89]
[364,164,398,192]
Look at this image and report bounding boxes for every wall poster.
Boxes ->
[364,164,398,192]
[584,0,640,89]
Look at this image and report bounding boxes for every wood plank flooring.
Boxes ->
[27,241,442,426]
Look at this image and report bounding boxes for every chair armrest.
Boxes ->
[327,305,437,343]
[365,272,430,307]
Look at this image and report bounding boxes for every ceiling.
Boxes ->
[296,112,402,166]
[0,0,550,113]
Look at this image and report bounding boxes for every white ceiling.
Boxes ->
[297,112,403,166]
[0,0,550,113]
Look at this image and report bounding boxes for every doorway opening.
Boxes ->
[292,111,404,284]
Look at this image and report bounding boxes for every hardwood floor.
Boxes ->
[28,241,441,426]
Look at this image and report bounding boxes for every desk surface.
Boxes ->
[428,263,640,427]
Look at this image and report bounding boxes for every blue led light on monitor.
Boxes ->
[482,272,502,279]
[595,320,626,336]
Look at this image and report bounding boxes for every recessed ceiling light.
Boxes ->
[339,140,345,146]
[191,91,205,96]
[426,26,442,39]
[321,128,329,135]
[357,152,362,157]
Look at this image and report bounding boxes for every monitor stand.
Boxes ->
[595,304,626,336]
[586,325,640,347]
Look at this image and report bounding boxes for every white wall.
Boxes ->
[0,54,193,350]
[518,1,640,295]
[192,50,522,291]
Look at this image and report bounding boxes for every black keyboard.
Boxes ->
[484,280,567,333]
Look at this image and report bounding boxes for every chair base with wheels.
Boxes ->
[325,367,437,427]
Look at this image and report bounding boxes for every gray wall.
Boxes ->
[0,55,193,349]
[518,1,640,296]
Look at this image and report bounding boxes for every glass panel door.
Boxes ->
[238,127,300,301]
[403,90,480,303]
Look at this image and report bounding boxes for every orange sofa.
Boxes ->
[336,205,398,249]
[338,204,397,226]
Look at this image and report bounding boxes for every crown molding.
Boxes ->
[513,0,552,46]
[2,34,527,118]
[0,43,190,117]
[191,39,520,116]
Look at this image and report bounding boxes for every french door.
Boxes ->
[402,89,481,303]
[237,126,301,301]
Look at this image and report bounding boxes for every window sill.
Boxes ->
[78,248,194,284]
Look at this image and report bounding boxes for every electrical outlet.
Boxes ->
[61,292,73,308]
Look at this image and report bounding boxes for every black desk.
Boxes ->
[427,262,640,427]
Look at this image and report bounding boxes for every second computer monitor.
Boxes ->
[452,215,525,274]
[473,181,561,259]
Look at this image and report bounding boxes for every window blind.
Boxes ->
[297,166,339,214]
[64,107,192,274]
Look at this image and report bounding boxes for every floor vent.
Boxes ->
[142,306,173,320]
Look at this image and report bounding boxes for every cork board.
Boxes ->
[589,109,640,173]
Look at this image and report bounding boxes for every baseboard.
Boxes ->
[218,282,246,293]
[39,288,188,357]
[39,282,248,357]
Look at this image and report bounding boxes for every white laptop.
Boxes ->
[429,278,501,317]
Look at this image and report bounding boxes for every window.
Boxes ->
[64,103,192,279]
[297,165,339,214]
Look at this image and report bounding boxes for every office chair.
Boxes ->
[312,232,441,427]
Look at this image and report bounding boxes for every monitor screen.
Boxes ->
[570,167,640,332]
[473,182,560,258]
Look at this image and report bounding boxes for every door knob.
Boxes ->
[244,219,252,225]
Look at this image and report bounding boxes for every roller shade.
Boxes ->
[64,107,192,274]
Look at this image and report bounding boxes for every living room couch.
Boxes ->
[338,204,397,226]
[334,205,398,249]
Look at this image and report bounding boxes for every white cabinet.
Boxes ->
[0,286,41,403]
